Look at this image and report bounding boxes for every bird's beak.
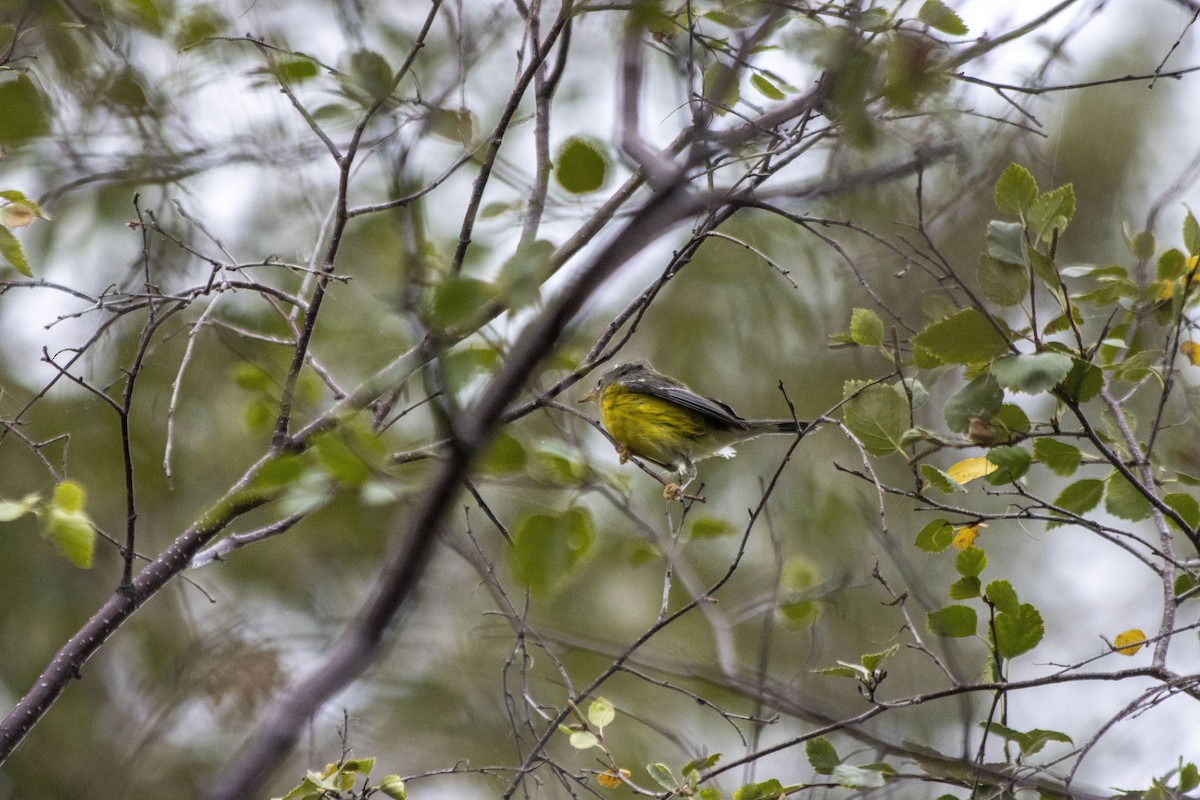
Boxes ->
[579,386,599,404]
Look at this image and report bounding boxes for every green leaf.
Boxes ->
[233,362,273,392]
[918,0,968,34]
[1032,438,1082,477]
[920,464,963,494]
[927,604,977,638]
[273,56,320,84]
[995,403,1030,439]
[703,10,748,28]
[555,136,607,194]
[991,603,1044,658]
[347,49,394,100]
[943,373,1003,434]
[43,508,95,569]
[0,494,38,522]
[1057,358,1102,403]
[312,432,373,486]
[1126,229,1156,260]
[984,579,1019,614]
[850,307,885,346]
[688,517,736,539]
[985,445,1031,482]
[814,665,867,680]
[1042,307,1083,336]
[990,353,1073,394]
[0,226,32,276]
[341,758,374,775]
[480,431,528,474]
[509,508,595,596]
[1019,728,1073,756]
[832,764,887,789]
[441,346,499,391]
[427,276,498,331]
[994,164,1038,215]
[1028,183,1076,241]
[570,730,599,750]
[702,61,740,113]
[912,308,1010,367]
[984,723,1072,756]
[497,239,553,309]
[978,254,1028,306]
[825,38,878,148]
[648,763,678,791]
[860,645,900,672]
[1049,478,1104,527]
[949,575,981,599]
[1165,492,1200,530]
[175,5,227,48]
[842,383,909,456]
[915,519,954,552]
[985,220,1026,266]
[1111,349,1160,384]
[587,697,615,730]
[0,190,47,227]
[683,754,722,779]
[0,75,50,145]
[861,7,892,31]
[750,73,785,100]
[1184,209,1200,256]
[805,736,841,774]
[1174,572,1199,602]
[1027,246,1060,286]
[1157,248,1187,281]
[1180,762,1199,793]
[1104,470,1152,522]
[955,546,986,577]
[379,775,408,800]
[53,480,86,513]
[427,106,475,145]
[733,779,785,800]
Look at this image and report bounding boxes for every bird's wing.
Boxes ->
[622,374,749,431]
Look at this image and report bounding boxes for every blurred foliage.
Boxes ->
[0,1,1199,799]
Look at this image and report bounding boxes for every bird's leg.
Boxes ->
[616,443,633,464]
[663,459,698,501]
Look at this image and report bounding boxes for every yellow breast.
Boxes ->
[599,384,707,467]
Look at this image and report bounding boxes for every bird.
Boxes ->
[580,361,810,498]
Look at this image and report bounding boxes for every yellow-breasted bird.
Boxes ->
[581,361,811,497]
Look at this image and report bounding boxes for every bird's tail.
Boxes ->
[747,419,813,435]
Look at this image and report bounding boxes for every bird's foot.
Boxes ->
[616,444,632,465]
[663,483,705,503]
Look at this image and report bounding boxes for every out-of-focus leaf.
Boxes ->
[0,75,49,145]
[702,61,740,113]
[509,508,595,595]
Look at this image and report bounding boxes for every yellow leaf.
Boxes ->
[1156,278,1177,300]
[0,203,34,228]
[1181,341,1200,367]
[945,457,997,485]
[597,769,630,788]
[952,524,983,550]
[1113,628,1146,656]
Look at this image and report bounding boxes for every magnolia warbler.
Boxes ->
[581,362,810,497]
